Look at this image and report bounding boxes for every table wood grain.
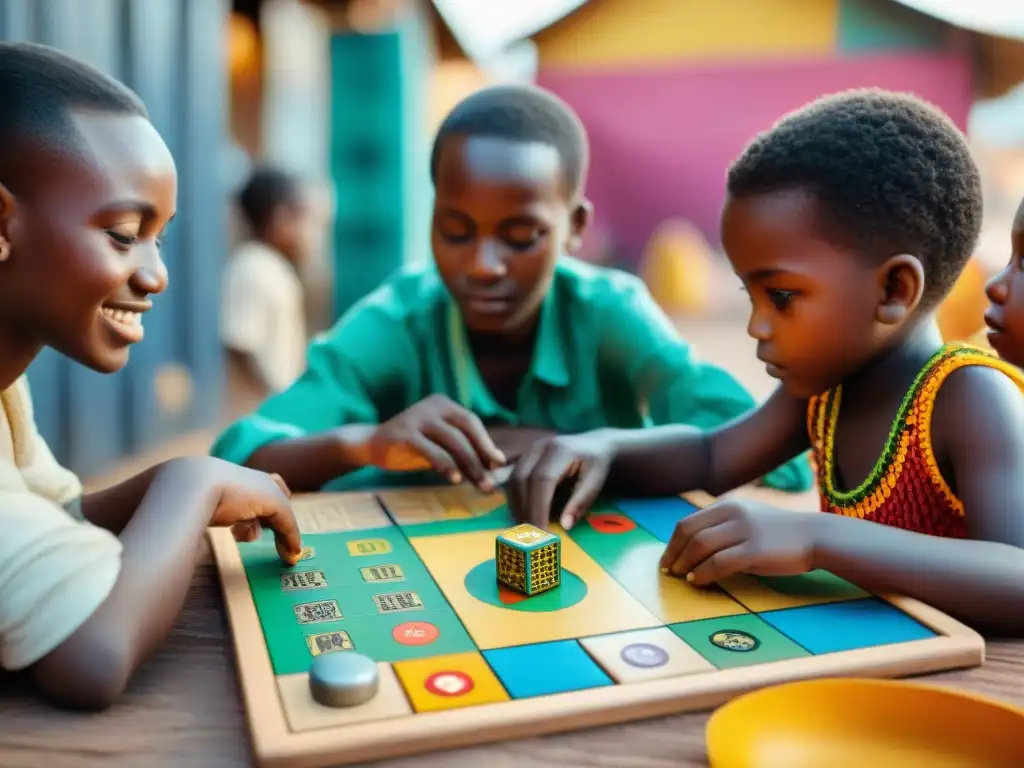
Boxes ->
[1,540,1022,768]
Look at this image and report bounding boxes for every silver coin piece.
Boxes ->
[308,651,379,707]
[621,642,669,668]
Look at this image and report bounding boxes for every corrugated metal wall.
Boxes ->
[0,0,229,478]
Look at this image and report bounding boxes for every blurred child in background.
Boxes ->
[221,166,326,415]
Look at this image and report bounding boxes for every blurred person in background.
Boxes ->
[221,166,326,415]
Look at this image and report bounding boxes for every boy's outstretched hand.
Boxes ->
[356,395,507,492]
[203,463,303,565]
[506,432,617,530]
[659,499,819,584]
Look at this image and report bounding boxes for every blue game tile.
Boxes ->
[612,497,701,542]
[483,640,613,698]
[759,597,936,654]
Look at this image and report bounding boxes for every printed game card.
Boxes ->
[305,630,354,656]
[360,564,405,583]
[372,591,424,614]
[294,600,343,624]
[281,570,329,591]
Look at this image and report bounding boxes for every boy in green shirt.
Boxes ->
[211,85,811,495]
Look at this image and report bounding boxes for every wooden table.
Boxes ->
[1,538,1022,768]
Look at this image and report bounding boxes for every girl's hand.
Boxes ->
[659,499,821,584]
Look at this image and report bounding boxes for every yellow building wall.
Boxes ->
[534,0,839,70]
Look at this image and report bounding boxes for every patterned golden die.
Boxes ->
[495,523,561,596]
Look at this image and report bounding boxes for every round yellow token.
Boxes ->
[706,678,1024,768]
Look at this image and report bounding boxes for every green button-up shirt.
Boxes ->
[210,257,811,491]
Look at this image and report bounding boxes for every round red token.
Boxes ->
[392,621,440,646]
[588,513,636,534]
[425,670,474,697]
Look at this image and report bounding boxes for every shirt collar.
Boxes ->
[447,274,570,415]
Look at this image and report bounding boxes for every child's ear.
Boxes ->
[566,197,593,253]
[876,254,925,325]
[0,182,16,262]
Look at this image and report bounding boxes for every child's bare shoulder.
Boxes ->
[933,360,1024,462]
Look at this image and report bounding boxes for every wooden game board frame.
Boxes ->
[209,490,985,768]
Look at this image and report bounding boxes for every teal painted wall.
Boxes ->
[838,0,948,52]
[328,9,432,321]
[329,31,406,319]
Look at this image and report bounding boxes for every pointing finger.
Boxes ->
[559,459,608,530]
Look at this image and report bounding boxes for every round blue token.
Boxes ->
[308,651,379,708]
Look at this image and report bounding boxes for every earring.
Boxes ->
[0,242,9,262]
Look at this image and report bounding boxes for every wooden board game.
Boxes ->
[209,484,985,768]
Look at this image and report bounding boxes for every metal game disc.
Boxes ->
[309,651,379,708]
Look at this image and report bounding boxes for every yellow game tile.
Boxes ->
[378,490,471,523]
[291,493,393,533]
[393,651,509,713]
[602,539,751,623]
[579,627,715,684]
[410,529,663,650]
[276,663,411,733]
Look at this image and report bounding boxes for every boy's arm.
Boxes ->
[1,460,215,709]
[80,463,164,533]
[508,387,809,528]
[811,364,1024,633]
[211,304,418,491]
[598,281,813,492]
[27,457,297,710]
[607,385,811,497]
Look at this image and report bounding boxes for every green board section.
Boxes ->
[755,571,868,602]
[837,0,946,52]
[670,614,810,669]
[240,527,474,675]
[571,506,866,615]
[567,509,678,619]
[465,560,588,612]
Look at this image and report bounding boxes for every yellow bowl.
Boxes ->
[706,678,1024,768]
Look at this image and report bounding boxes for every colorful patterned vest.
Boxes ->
[807,343,1024,538]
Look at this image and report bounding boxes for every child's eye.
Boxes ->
[503,225,543,251]
[767,288,797,310]
[504,235,540,252]
[107,230,137,247]
[440,230,473,245]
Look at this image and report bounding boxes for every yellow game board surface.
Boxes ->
[210,487,984,768]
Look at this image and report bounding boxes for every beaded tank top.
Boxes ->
[807,343,1024,538]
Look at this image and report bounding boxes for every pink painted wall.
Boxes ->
[538,53,972,264]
